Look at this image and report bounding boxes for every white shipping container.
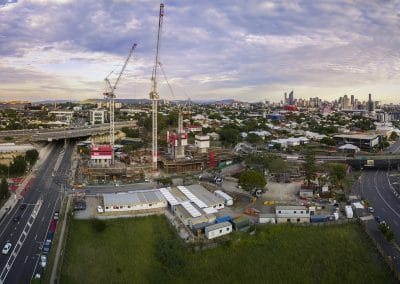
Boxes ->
[205,222,232,239]
[214,190,233,206]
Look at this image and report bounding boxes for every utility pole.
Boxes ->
[149,3,164,171]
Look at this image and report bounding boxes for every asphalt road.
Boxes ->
[0,140,74,283]
[359,169,400,243]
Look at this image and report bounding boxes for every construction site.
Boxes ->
[76,3,234,185]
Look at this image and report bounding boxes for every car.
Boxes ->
[97,206,104,213]
[13,216,20,222]
[368,207,375,213]
[375,215,383,224]
[2,243,12,255]
[53,212,59,220]
[20,204,27,210]
[40,255,47,268]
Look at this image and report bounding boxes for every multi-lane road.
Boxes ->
[359,169,400,242]
[0,140,74,283]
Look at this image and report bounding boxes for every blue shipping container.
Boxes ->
[310,215,329,223]
[215,215,232,224]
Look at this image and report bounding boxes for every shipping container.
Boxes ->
[215,215,232,224]
[310,215,329,223]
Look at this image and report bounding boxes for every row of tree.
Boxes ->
[0,149,39,177]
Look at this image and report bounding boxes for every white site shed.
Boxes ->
[258,213,276,224]
[103,190,167,213]
[205,221,232,239]
[214,190,233,206]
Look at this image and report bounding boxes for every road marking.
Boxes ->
[34,234,37,240]
[374,171,400,219]
[24,256,28,264]
[0,200,43,284]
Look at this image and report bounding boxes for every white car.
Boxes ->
[97,206,104,213]
[40,255,47,268]
[2,243,12,255]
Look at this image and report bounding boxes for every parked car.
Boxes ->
[368,207,375,213]
[53,212,59,220]
[40,255,47,268]
[20,204,27,210]
[97,206,104,213]
[2,243,12,255]
[13,216,20,222]
[375,215,383,224]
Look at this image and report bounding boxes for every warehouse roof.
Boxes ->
[103,190,165,206]
[276,205,307,211]
[184,184,224,207]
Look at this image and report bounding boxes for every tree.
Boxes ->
[320,137,336,146]
[121,127,139,138]
[390,131,399,141]
[238,170,266,192]
[303,151,317,184]
[0,177,10,202]
[218,127,241,146]
[8,156,27,176]
[246,133,262,144]
[25,149,39,166]
[326,163,350,191]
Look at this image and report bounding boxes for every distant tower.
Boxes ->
[368,93,374,112]
[350,95,354,109]
[343,95,350,109]
[288,90,294,105]
[284,92,287,104]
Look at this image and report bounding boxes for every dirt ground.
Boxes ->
[263,181,301,202]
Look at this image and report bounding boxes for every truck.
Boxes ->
[345,205,353,219]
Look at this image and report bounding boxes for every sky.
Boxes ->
[1,0,400,103]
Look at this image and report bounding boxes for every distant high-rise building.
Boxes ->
[288,90,294,105]
[284,92,287,104]
[350,95,354,108]
[368,93,374,112]
[343,95,351,109]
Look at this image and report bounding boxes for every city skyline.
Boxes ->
[1,0,400,103]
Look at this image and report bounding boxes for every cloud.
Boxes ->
[0,0,400,102]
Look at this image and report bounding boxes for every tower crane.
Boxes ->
[149,3,164,170]
[104,43,137,164]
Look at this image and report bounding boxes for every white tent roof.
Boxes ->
[338,144,360,150]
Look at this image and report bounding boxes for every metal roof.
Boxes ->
[275,205,307,211]
[184,184,224,207]
[205,221,232,233]
[103,190,165,206]
[203,207,218,214]
[181,201,202,218]
[177,186,207,208]
[159,188,179,206]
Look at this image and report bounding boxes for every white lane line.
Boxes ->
[24,256,28,264]
[374,171,400,219]
[34,234,37,240]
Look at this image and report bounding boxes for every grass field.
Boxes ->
[60,216,396,284]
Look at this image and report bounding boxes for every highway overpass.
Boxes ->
[0,121,136,142]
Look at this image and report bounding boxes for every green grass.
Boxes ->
[61,216,397,284]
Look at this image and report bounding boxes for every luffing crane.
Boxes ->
[149,3,164,170]
[104,43,137,164]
